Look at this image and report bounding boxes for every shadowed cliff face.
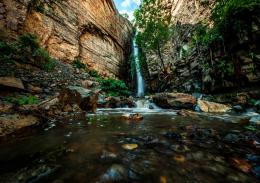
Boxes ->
[0,0,133,77]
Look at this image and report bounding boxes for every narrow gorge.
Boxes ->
[0,0,260,182]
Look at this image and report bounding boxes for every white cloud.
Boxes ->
[133,0,141,6]
[121,0,131,7]
[121,0,141,8]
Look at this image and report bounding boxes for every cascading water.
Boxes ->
[133,34,145,97]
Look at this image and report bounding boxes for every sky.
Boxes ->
[114,0,141,21]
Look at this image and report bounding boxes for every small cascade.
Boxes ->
[135,99,160,110]
[133,34,145,97]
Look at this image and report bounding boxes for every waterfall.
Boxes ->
[133,35,145,97]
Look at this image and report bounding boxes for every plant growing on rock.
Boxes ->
[72,58,86,70]
[5,95,39,105]
[98,78,130,97]
[0,34,56,71]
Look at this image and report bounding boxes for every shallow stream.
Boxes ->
[0,107,259,183]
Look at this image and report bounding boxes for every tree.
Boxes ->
[134,0,172,72]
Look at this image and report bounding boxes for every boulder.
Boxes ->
[81,80,99,89]
[197,99,231,113]
[152,93,196,109]
[0,77,24,90]
[27,84,42,93]
[0,101,13,113]
[98,96,135,108]
[59,86,99,113]
[122,113,143,121]
[249,116,260,125]
[0,114,39,136]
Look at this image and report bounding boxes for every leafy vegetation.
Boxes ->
[98,78,130,97]
[89,70,100,78]
[72,58,86,70]
[5,95,39,106]
[134,0,172,71]
[0,34,56,71]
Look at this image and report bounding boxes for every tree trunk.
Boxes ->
[157,43,166,72]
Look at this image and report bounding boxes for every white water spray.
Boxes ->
[133,34,145,97]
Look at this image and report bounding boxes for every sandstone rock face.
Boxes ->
[0,0,133,77]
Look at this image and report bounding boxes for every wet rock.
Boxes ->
[38,97,59,110]
[223,133,240,143]
[27,84,43,93]
[59,86,99,113]
[162,131,181,140]
[122,144,138,150]
[98,96,135,108]
[0,77,24,90]
[170,144,190,153]
[233,105,244,112]
[16,165,60,183]
[173,154,186,163]
[100,164,128,182]
[0,114,39,136]
[81,79,99,89]
[100,150,118,162]
[230,158,251,173]
[249,116,260,125]
[122,113,143,121]
[177,109,198,117]
[252,166,260,179]
[247,154,260,163]
[197,99,232,113]
[152,92,196,109]
[0,101,13,113]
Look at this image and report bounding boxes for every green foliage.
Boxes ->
[211,0,260,34]
[0,40,15,62]
[33,48,56,71]
[72,58,86,69]
[28,0,45,13]
[89,70,100,78]
[244,125,257,131]
[192,24,223,46]
[249,99,260,107]
[216,59,235,76]
[120,13,129,19]
[0,34,56,71]
[5,95,39,105]
[98,78,130,97]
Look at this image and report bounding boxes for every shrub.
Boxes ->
[33,48,56,71]
[98,78,130,97]
[5,95,39,105]
[0,34,56,71]
[89,70,100,78]
[0,40,16,62]
[72,58,86,69]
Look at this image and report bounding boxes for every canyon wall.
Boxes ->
[144,0,260,93]
[0,0,133,77]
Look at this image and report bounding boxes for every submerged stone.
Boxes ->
[100,164,128,182]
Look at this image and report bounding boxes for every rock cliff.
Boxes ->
[142,0,260,93]
[0,0,133,77]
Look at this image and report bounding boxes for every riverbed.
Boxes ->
[0,107,259,183]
